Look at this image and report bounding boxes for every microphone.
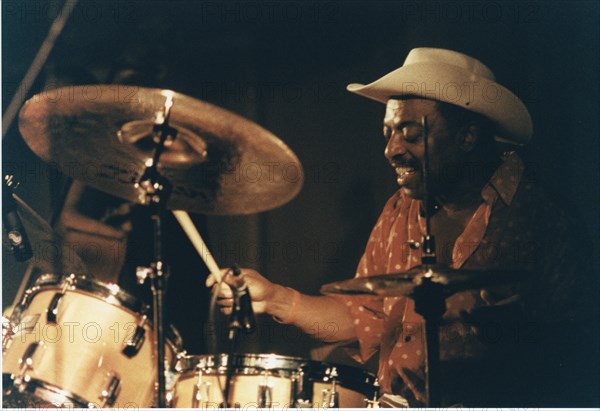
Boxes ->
[229,265,256,334]
[3,177,32,262]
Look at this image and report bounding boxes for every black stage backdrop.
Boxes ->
[2,0,599,403]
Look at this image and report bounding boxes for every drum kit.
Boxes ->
[2,86,381,408]
[3,86,523,408]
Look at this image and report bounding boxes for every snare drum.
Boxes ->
[2,274,181,408]
[171,353,378,408]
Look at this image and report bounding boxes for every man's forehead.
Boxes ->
[384,98,438,123]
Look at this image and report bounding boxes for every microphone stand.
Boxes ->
[3,176,33,262]
[134,91,177,408]
[411,116,446,407]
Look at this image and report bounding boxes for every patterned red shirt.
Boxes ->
[336,152,588,405]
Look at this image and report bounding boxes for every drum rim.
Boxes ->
[174,353,379,397]
[12,274,184,355]
[2,374,90,408]
[24,273,147,315]
[175,352,309,373]
[176,353,378,375]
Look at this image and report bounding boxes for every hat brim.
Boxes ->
[347,62,532,145]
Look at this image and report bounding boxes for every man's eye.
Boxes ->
[383,126,392,141]
[401,125,422,142]
[383,124,422,142]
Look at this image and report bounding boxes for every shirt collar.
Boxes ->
[483,151,524,206]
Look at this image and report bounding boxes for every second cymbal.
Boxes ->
[320,265,528,297]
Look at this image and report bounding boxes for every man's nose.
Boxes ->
[384,132,407,161]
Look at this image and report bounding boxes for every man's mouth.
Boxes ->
[395,165,418,177]
[391,162,420,186]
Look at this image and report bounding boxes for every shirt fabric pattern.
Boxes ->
[336,152,587,405]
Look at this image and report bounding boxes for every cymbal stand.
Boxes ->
[223,274,242,408]
[412,271,445,407]
[134,91,177,408]
[223,265,256,407]
[411,115,445,407]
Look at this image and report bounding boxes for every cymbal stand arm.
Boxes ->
[421,115,436,266]
[134,93,177,408]
[223,265,244,407]
[412,276,445,407]
[415,116,443,406]
[150,217,169,408]
[222,326,238,408]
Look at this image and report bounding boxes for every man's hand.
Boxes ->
[205,267,358,342]
[205,267,284,316]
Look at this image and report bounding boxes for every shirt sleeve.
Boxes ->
[331,192,402,363]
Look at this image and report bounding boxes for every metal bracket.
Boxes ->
[99,373,121,407]
[14,342,40,390]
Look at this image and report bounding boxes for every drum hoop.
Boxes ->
[176,353,309,374]
[5,377,89,408]
[23,274,148,316]
[175,353,379,397]
[14,275,184,358]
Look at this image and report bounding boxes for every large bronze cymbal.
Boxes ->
[18,86,303,215]
[320,265,527,297]
[4,194,87,276]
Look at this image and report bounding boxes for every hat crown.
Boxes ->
[347,47,532,144]
[404,48,495,81]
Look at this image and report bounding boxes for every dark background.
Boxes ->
[2,0,599,395]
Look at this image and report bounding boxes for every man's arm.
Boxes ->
[206,268,357,342]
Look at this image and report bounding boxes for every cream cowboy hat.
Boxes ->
[347,48,533,145]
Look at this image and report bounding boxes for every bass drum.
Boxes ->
[2,273,182,408]
[171,353,379,408]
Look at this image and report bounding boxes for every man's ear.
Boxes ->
[457,123,481,152]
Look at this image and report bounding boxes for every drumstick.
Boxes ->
[172,210,222,282]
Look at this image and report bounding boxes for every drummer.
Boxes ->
[207,48,594,406]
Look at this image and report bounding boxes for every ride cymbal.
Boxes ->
[18,86,303,215]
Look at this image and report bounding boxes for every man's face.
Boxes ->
[383,98,467,199]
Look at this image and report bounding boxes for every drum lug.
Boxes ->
[99,373,121,407]
[321,388,339,408]
[364,378,381,408]
[257,372,273,408]
[7,302,25,327]
[122,325,146,358]
[295,399,313,408]
[13,342,40,390]
[46,275,76,324]
[46,292,64,324]
[61,273,77,290]
[364,397,381,408]
[136,266,153,285]
[175,349,189,365]
[290,373,299,407]
[165,368,178,407]
[2,316,15,353]
[321,367,339,408]
[293,368,314,408]
[191,370,211,408]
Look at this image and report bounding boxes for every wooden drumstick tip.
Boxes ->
[172,210,222,282]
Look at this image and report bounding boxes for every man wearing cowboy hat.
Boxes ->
[207,48,593,406]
